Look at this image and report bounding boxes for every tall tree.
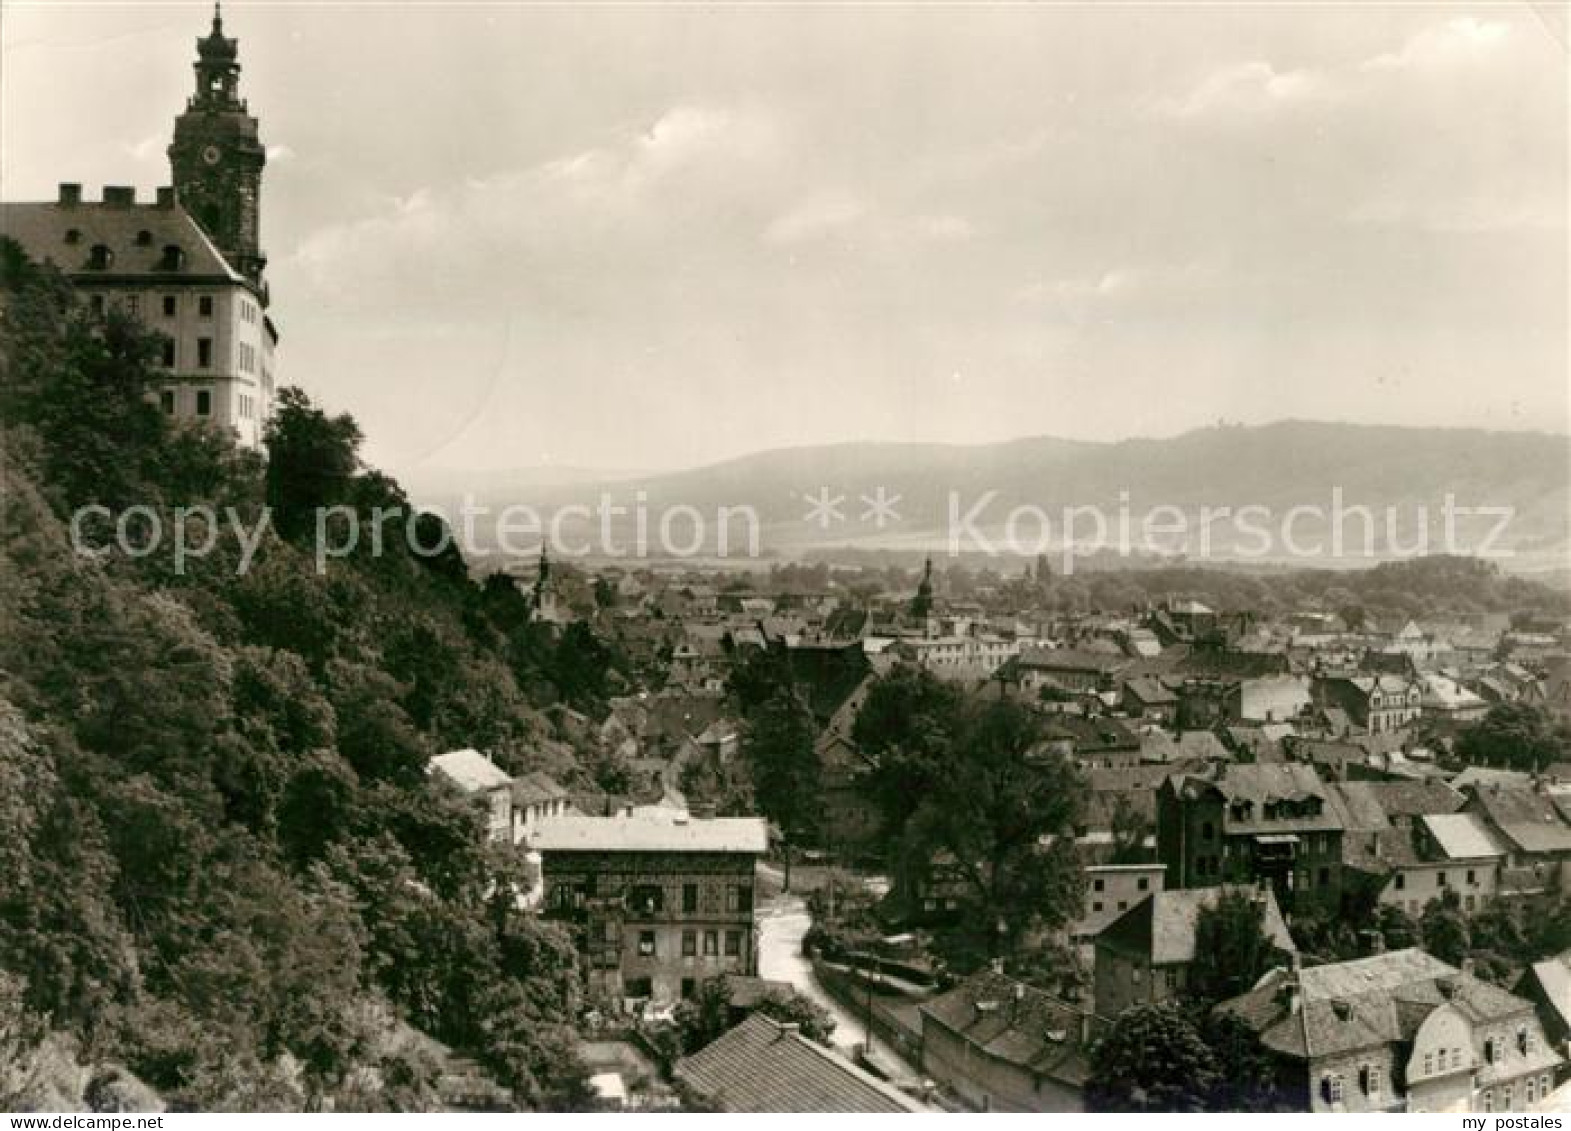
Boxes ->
[263,386,363,540]
[744,689,822,848]
[1189,889,1279,1005]
[1086,1001,1219,1112]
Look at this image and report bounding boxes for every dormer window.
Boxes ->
[135,229,153,246]
[87,244,113,270]
[64,228,81,245]
[160,245,186,272]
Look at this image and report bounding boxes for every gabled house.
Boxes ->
[674,1013,923,1113]
[1092,884,1296,1020]
[427,748,514,844]
[1156,763,1345,915]
[1216,948,1563,1113]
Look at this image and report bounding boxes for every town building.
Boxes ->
[918,967,1095,1112]
[1071,862,1166,945]
[533,808,768,1007]
[0,5,276,447]
[426,748,515,845]
[1092,885,1296,1020]
[1156,763,1347,915]
[674,1013,924,1112]
[1217,948,1563,1112]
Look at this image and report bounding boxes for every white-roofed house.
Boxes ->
[427,747,514,844]
[533,808,769,1009]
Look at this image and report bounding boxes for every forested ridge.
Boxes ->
[0,240,606,1110]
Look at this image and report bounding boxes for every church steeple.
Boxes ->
[169,1,268,289]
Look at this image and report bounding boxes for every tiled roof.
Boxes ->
[1016,647,1130,674]
[1096,885,1296,966]
[1220,949,1540,1061]
[1124,676,1177,704]
[674,1014,922,1112]
[510,770,569,805]
[1469,786,1571,854]
[1,198,244,283]
[1359,780,1464,819]
[531,810,768,854]
[918,969,1091,1086]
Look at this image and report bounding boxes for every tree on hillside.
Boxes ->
[1086,1001,1219,1112]
[1189,889,1280,1005]
[263,386,363,540]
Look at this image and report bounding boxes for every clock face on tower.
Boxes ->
[202,145,222,166]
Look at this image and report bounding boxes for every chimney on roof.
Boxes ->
[1278,975,1302,1016]
[57,183,81,206]
[772,1021,801,1041]
[155,186,176,209]
[102,186,135,207]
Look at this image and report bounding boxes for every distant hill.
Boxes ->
[408,422,1571,570]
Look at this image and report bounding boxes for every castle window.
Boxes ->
[637,931,656,957]
[161,340,176,368]
[64,228,81,244]
[136,229,153,246]
[199,295,214,318]
[197,338,212,369]
[702,930,719,956]
[160,246,185,272]
[682,884,698,914]
[1323,1074,1344,1104]
[1485,1038,1496,1064]
[681,930,696,958]
[160,389,175,415]
[87,244,113,270]
[195,389,211,417]
[162,294,177,317]
[725,930,742,957]
[1364,1065,1382,1097]
[124,294,139,318]
[89,293,105,316]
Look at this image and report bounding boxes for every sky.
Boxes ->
[2,1,1567,478]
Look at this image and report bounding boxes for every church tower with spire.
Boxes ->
[169,3,268,290]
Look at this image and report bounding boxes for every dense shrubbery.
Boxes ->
[0,240,620,1109]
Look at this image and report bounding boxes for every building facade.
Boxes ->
[533,810,768,1007]
[0,5,275,448]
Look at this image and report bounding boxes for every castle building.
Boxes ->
[0,4,276,449]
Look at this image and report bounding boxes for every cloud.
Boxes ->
[1348,194,1563,234]
[762,191,867,244]
[1362,18,1511,72]
[1155,60,1329,118]
[121,133,163,162]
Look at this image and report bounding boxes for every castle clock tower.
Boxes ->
[169,3,267,290]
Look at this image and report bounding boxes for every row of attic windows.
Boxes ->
[65,231,187,272]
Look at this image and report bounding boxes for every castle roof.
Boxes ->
[1,195,245,285]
